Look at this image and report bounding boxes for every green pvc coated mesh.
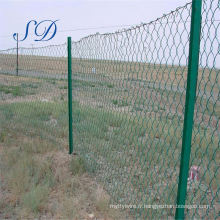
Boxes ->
[71,1,219,219]
[0,0,219,219]
[185,0,219,219]
[71,3,191,219]
[0,44,69,172]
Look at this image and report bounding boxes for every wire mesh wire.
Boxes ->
[0,44,67,78]
[0,0,219,219]
[71,2,191,219]
[0,45,68,163]
[185,0,219,219]
[71,0,219,219]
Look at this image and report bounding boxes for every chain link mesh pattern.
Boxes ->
[0,0,219,219]
[71,1,219,218]
[0,44,67,78]
[186,0,219,219]
[71,3,192,219]
[0,45,68,172]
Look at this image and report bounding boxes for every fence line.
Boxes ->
[0,0,219,219]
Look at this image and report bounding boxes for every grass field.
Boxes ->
[0,72,218,219]
[0,74,128,219]
[71,80,219,219]
[0,0,219,217]
[0,54,219,94]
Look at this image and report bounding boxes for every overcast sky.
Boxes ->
[0,0,190,49]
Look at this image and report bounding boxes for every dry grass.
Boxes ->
[0,134,127,219]
[0,74,67,105]
[0,74,128,219]
[0,54,219,93]
[0,60,218,219]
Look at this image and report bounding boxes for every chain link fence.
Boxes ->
[0,0,219,219]
[0,45,69,166]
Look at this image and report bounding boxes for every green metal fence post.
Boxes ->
[67,37,73,154]
[16,33,18,76]
[175,0,202,219]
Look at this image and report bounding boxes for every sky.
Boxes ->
[0,0,219,68]
[0,0,191,50]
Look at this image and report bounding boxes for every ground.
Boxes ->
[0,66,218,219]
[0,74,128,219]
